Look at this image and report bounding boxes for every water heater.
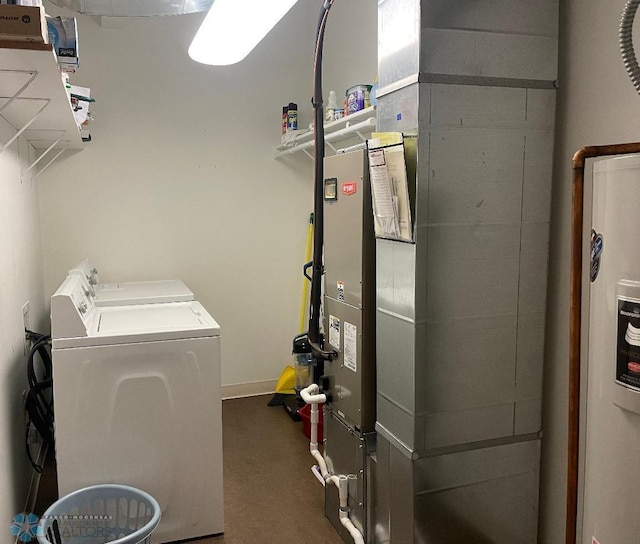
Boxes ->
[583,154,640,544]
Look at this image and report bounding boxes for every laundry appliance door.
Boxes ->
[52,336,223,543]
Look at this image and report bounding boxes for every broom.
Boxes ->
[267,213,314,407]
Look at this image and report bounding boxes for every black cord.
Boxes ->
[24,330,54,471]
[26,332,53,414]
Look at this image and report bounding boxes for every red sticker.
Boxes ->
[341,182,357,195]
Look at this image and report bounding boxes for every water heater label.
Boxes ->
[616,296,640,391]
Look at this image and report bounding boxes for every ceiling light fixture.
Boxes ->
[188,0,300,66]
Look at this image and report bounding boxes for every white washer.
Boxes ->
[68,258,194,306]
[50,275,224,543]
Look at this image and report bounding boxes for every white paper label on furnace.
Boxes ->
[343,321,357,372]
[329,315,340,350]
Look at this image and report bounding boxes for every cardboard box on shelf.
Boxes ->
[0,4,47,42]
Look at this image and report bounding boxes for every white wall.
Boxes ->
[540,0,640,541]
[38,0,377,392]
[0,121,47,528]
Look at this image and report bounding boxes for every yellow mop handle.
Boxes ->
[299,213,314,333]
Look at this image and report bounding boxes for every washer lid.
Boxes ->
[98,302,210,332]
[53,301,220,348]
[95,279,194,306]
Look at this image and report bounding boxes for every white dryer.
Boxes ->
[68,258,194,306]
[50,275,224,543]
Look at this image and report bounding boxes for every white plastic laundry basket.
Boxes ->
[37,484,161,544]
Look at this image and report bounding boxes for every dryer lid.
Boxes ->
[53,300,220,348]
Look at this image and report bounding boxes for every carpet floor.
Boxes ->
[34,394,343,544]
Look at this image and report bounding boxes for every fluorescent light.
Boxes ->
[188,0,300,65]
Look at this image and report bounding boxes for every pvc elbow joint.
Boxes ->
[300,383,327,405]
[326,474,340,488]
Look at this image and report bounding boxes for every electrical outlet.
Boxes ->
[22,301,30,356]
[22,301,30,330]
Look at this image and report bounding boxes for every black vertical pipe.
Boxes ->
[307,1,334,347]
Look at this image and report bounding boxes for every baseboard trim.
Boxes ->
[222,379,277,400]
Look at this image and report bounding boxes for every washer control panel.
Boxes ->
[68,259,99,294]
[51,275,96,339]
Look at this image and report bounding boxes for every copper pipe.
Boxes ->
[567,142,640,544]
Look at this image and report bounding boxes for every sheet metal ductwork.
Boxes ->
[372,0,559,541]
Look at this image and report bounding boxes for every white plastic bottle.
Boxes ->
[326,90,338,122]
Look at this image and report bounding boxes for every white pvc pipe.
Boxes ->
[327,475,340,489]
[310,402,320,444]
[338,475,349,507]
[300,383,366,544]
[312,449,329,478]
[301,384,330,477]
[337,476,366,543]
[340,511,366,544]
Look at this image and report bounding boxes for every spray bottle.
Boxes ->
[326,90,338,122]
